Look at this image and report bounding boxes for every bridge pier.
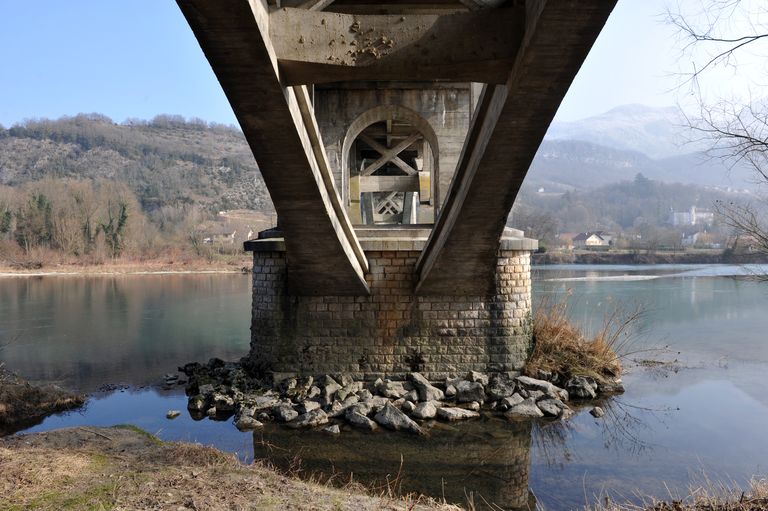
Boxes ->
[245,227,537,381]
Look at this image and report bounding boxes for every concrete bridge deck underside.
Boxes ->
[178,0,616,296]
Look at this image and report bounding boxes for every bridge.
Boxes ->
[178,0,616,379]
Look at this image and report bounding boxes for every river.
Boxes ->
[1,266,767,510]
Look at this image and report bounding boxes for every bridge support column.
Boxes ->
[245,228,537,381]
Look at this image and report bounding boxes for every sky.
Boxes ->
[0,0,759,126]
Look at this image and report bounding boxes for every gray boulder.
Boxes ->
[375,379,409,399]
[437,407,480,421]
[408,373,445,402]
[374,403,424,434]
[485,375,516,401]
[505,397,544,419]
[445,385,457,398]
[212,393,235,412]
[411,401,438,420]
[297,400,322,414]
[590,406,605,418]
[235,416,263,431]
[467,401,481,411]
[323,424,341,435]
[404,390,420,403]
[467,371,489,386]
[286,408,329,429]
[198,384,215,398]
[347,411,378,430]
[455,381,485,403]
[537,398,569,417]
[565,376,597,400]
[501,394,525,408]
[187,395,206,411]
[272,404,299,423]
[251,395,279,410]
[598,379,625,394]
[306,385,321,400]
[347,401,374,418]
[401,401,416,413]
[515,376,569,401]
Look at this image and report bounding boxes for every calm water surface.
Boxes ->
[1,266,767,510]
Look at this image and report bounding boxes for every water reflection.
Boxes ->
[0,275,251,391]
[252,417,535,511]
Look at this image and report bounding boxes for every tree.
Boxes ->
[670,0,768,257]
[99,201,129,258]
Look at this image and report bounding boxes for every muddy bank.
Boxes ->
[0,426,458,511]
[0,367,85,435]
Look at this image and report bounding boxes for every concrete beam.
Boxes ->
[416,0,617,295]
[269,7,525,85]
[178,0,369,295]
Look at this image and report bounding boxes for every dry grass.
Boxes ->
[525,295,642,383]
[0,426,461,511]
[590,477,768,511]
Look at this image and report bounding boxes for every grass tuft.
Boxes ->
[525,294,642,383]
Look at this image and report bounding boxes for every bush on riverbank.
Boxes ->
[525,296,640,384]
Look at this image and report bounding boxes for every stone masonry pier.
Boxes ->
[246,227,537,381]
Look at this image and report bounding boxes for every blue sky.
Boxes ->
[0,0,732,127]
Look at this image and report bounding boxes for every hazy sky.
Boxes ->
[0,0,753,126]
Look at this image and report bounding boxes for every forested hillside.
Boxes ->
[0,114,272,213]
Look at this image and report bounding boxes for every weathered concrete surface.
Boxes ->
[270,7,525,85]
[416,0,617,295]
[177,0,368,295]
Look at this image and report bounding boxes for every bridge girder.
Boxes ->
[177,0,369,295]
[416,0,618,295]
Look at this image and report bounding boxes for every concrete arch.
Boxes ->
[341,105,440,213]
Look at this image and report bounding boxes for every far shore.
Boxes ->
[0,256,253,277]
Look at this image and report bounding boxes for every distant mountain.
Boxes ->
[547,104,703,159]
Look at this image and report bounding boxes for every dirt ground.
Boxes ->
[0,426,460,511]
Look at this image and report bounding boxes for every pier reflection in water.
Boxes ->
[252,416,535,511]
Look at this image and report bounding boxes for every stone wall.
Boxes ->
[249,248,533,381]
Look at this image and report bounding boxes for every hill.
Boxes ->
[0,114,272,213]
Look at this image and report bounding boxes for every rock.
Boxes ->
[455,381,485,403]
[257,412,270,422]
[252,395,279,410]
[485,375,516,401]
[505,397,544,419]
[467,401,481,412]
[565,376,597,400]
[317,374,339,388]
[404,390,420,403]
[327,396,360,418]
[467,371,489,386]
[373,403,423,435]
[501,394,525,408]
[537,399,568,417]
[335,374,354,387]
[306,386,321,400]
[375,379,408,399]
[323,424,341,435]
[515,376,568,401]
[437,407,480,421]
[347,401,374,418]
[235,415,263,431]
[206,407,217,418]
[411,401,438,420]
[335,388,350,402]
[212,393,235,412]
[272,404,299,423]
[347,411,378,431]
[356,389,373,401]
[598,379,625,394]
[187,395,206,411]
[322,383,342,403]
[198,384,215,398]
[278,377,298,394]
[445,385,457,398]
[286,409,329,429]
[297,400,321,414]
[401,401,415,413]
[527,390,546,401]
[363,396,390,413]
[408,373,445,402]
[590,406,605,418]
[166,410,181,419]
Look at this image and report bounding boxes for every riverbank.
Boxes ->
[533,250,768,265]
[0,426,458,511]
[0,367,85,435]
[0,255,252,276]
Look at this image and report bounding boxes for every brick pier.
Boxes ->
[245,227,537,381]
